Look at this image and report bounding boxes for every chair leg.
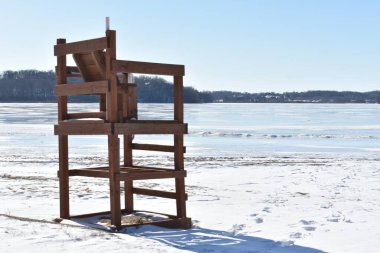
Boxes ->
[175,178,187,218]
[125,179,134,213]
[59,135,70,219]
[108,135,121,228]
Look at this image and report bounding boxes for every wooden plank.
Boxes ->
[73,51,106,82]
[122,169,186,181]
[174,76,184,122]
[92,50,106,78]
[108,135,121,228]
[54,37,108,56]
[100,94,106,112]
[127,85,138,119]
[125,180,133,214]
[55,80,109,96]
[112,60,185,76]
[67,112,106,120]
[173,76,187,218]
[69,169,109,178]
[114,122,188,135]
[56,39,69,219]
[54,123,112,135]
[132,143,186,153]
[106,30,118,122]
[133,187,188,200]
[59,119,104,125]
[70,210,115,219]
[123,72,134,211]
[57,39,68,122]
[58,135,69,219]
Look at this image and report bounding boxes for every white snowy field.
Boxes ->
[1,103,380,252]
[1,153,380,253]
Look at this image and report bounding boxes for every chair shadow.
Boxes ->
[125,226,327,253]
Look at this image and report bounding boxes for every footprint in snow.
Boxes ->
[320,202,333,209]
[303,226,316,231]
[262,207,271,213]
[299,220,315,225]
[327,218,339,222]
[290,232,303,239]
[255,217,264,223]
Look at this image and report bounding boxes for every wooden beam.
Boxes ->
[58,135,69,219]
[68,166,187,180]
[133,187,188,200]
[112,60,185,76]
[55,80,109,96]
[54,123,112,135]
[56,38,70,219]
[106,30,118,122]
[56,39,68,122]
[132,143,186,153]
[108,135,121,228]
[122,169,186,181]
[67,112,106,120]
[173,75,187,218]
[54,37,108,56]
[114,122,188,135]
[69,168,109,178]
[125,180,133,214]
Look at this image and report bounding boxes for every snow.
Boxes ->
[1,154,380,252]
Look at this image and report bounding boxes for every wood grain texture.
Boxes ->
[55,80,109,96]
[112,60,185,76]
[54,37,108,56]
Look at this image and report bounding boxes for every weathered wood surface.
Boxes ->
[114,122,188,134]
[55,80,108,96]
[54,37,108,56]
[67,112,106,120]
[112,60,185,76]
[108,135,121,228]
[133,187,188,200]
[54,123,112,135]
[131,143,186,153]
[68,166,187,180]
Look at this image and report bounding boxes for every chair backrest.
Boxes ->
[73,50,106,82]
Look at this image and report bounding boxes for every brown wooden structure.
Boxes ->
[54,28,191,229]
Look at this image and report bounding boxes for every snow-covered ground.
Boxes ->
[1,154,380,252]
[1,103,380,252]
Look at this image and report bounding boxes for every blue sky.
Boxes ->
[0,0,379,92]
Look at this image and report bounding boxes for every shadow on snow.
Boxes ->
[124,226,327,253]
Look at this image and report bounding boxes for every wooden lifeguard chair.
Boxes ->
[54,25,190,229]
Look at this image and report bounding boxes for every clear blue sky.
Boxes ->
[1,0,379,92]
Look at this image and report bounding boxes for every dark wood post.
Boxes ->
[106,30,121,228]
[56,38,69,219]
[123,73,134,213]
[173,75,187,218]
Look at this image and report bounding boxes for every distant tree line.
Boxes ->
[0,70,379,103]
